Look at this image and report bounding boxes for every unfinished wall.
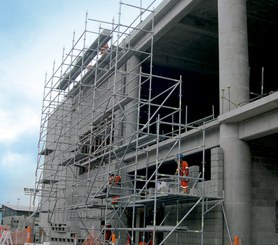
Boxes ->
[160,147,224,245]
[251,155,278,245]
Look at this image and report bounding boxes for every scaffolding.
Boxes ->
[34,1,227,245]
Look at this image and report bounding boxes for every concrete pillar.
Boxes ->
[220,123,251,244]
[218,0,249,113]
[124,55,140,142]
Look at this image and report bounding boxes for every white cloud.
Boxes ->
[0,152,35,186]
[1,151,30,168]
[0,106,40,143]
[0,18,84,145]
[0,2,89,206]
[0,151,36,205]
[0,2,92,206]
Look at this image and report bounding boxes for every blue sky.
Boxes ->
[0,0,161,207]
[0,0,120,206]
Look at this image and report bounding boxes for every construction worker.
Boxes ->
[100,43,109,55]
[138,233,147,245]
[125,236,131,245]
[175,154,189,193]
[105,224,112,241]
[111,195,120,205]
[148,232,153,245]
[109,174,121,185]
[100,221,112,242]
[234,235,240,245]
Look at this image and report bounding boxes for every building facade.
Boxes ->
[1,204,35,228]
[0,205,2,225]
[35,0,278,245]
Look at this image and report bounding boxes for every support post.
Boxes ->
[218,0,249,113]
[124,55,140,142]
[220,123,251,245]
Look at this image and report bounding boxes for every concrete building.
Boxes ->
[35,0,278,245]
[1,204,35,228]
[0,205,2,225]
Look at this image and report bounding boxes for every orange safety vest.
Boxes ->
[179,161,189,182]
[109,175,121,185]
[111,196,120,205]
[139,242,147,245]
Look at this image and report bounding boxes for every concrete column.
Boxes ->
[124,55,140,142]
[218,0,249,113]
[220,123,251,244]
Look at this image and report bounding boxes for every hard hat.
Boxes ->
[176,153,184,159]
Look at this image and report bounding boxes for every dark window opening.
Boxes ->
[140,64,219,135]
[247,1,278,99]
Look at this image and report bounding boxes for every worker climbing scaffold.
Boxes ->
[175,154,190,193]
[109,174,121,205]
[100,43,109,55]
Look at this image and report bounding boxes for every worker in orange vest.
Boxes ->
[148,232,153,245]
[175,154,189,193]
[126,236,131,245]
[138,234,147,245]
[100,221,112,241]
[109,174,121,185]
[234,235,240,245]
